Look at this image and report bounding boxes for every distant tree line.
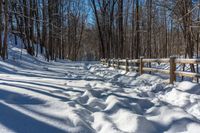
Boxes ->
[91,0,200,60]
[0,0,89,61]
[0,0,200,61]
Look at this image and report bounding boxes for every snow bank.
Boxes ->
[0,47,200,132]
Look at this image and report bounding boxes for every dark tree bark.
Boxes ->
[2,0,8,60]
[0,0,2,55]
[118,0,124,58]
[91,0,106,58]
[135,0,140,59]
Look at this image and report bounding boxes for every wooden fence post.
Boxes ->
[197,64,199,83]
[100,59,103,64]
[112,58,115,67]
[139,56,144,75]
[170,56,176,84]
[125,58,128,72]
[117,58,120,69]
[103,58,105,65]
[108,59,110,67]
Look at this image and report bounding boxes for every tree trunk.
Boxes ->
[2,0,8,60]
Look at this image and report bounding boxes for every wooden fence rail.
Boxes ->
[100,57,200,84]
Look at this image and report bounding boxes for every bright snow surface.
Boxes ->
[0,47,200,133]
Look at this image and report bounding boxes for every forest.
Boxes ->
[0,0,200,61]
[1,1,200,133]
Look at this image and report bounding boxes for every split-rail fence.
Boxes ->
[100,57,200,84]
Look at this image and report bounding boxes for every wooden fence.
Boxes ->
[100,57,200,84]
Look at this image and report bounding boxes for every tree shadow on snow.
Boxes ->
[184,84,200,94]
[0,89,66,132]
[0,102,66,133]
[149,117,200,133]
[0,79,84,95]
[0,83,70,102]
[0,89,45,105]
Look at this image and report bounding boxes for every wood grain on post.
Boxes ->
[170,56,176,84]
[139,57,144,75]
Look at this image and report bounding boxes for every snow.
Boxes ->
[0,47,200,133]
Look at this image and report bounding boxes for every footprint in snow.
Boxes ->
[85,84,92,90]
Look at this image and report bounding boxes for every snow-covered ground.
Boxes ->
[0,47,200,133]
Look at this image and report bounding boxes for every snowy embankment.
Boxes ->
[0,47,200,133]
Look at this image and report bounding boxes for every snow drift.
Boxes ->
[0,46,200,133]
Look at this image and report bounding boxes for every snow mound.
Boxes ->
[0,49,200,132]
[177,81,200,94]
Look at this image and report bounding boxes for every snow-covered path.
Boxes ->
[0,57,200,133]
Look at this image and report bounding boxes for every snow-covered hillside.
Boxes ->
[0,47,200,133]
